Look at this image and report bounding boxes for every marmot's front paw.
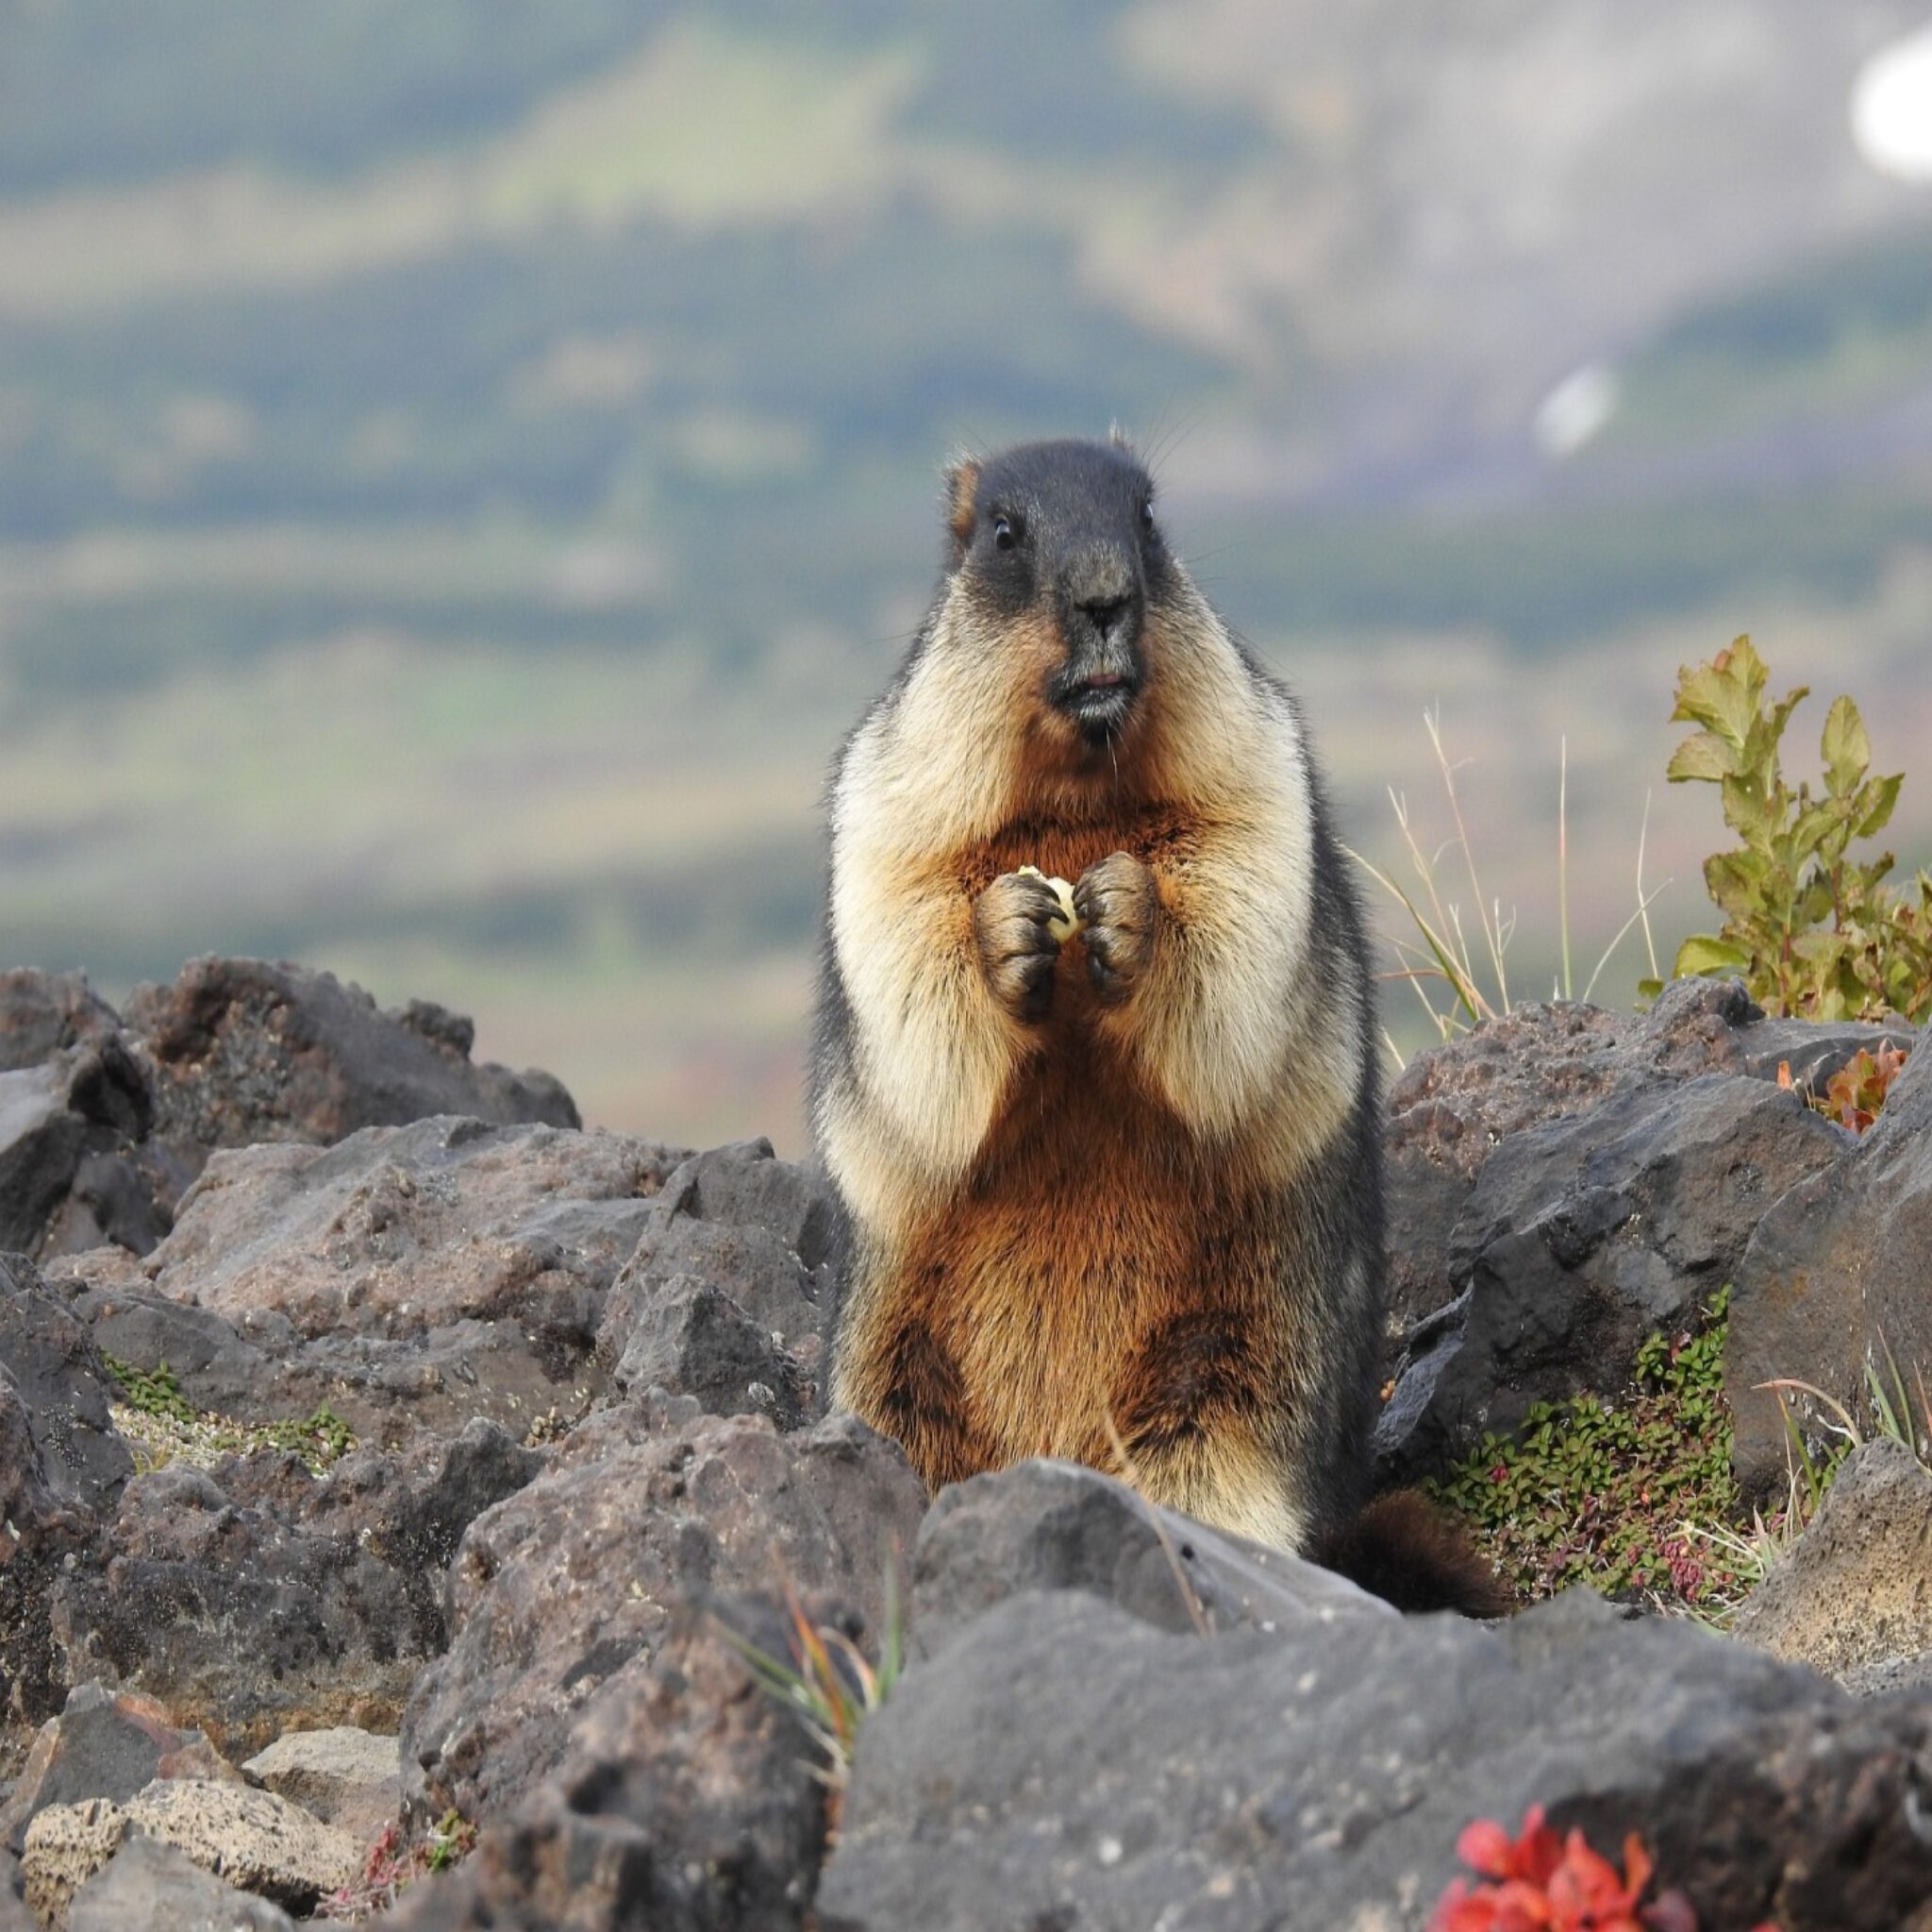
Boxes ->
[974,871,1067,1024]
[1074,851,1159,1006]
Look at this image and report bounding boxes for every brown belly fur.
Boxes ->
[877,806,1295,1480]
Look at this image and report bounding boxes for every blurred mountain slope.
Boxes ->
[2,1,1929,1142]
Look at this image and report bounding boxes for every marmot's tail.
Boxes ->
[1313,1490,1515,1618]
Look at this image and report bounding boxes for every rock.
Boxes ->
[0,1068,89,1257]
[650,1139,840,1273]
[21,1798,127,1930]
[25,1782,354,1923]
[1382,980,1914,1367]
[908,1459,1390,1661]
[49,1422,541,1757]
[1378,1069,1844,1482]
[1843,1651,1932,1700]
[50,1460,422,1757]
[0,1364,89,1729]
[242,1727,399,1847]
[817,1588,1932,1932]
[1727,1037,1932,1493]
[0,1257,131,1518]
[400,1402,925,1824]
[55,1285,284,1424]
[0,1684,235,1857]
[0,974,122,1077]
[598,1144,832,1421]
[0,1869,30,1932]
[612,1274,813,1428]
[1732,1439,1932,1681]
[122,1778,358,1910]
[115,1115,687,1443]
[384,1602,829,1932]
[0,975,163,1262]
[69,1836,294,1932]
[123,958,579,1158]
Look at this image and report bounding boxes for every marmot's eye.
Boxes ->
[991,514,1016,552]
[1141,501,1157,535]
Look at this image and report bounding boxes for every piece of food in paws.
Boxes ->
[1016,864,1083,942]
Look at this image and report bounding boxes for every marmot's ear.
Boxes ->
[943,454,981,562]
[1108,422,1135,454]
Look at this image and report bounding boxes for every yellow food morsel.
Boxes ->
[1016,864,1082,942]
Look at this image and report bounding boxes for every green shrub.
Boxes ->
[1429,1289,1740,1605]
[1647,635,1932,1023]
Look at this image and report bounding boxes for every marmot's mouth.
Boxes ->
[1060,674,1140,744]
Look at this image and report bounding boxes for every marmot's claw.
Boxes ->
[1074,851,1158,1006]
[974,870,1069,1023]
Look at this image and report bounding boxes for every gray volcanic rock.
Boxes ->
[1728,1041,1932,1493]
[68,1836,295,1932]
[908,1459,1390,1661]
[0,1066,89,1257]
[1378,1067,1845,1482]
[0,959,587,1266]
[46,1418,541,1757]
[385,1602,830,1932]
[0,1256,131,1518]
[124,957,579,1157]
[817,1589,1932,1932]
[49,1462,427,1757]
[1732,1439,1932,1681]
[1382,979,1913,1365]
[600,1139,832,1423]
[105,1115,687,1443]
[400,1400,924,1825]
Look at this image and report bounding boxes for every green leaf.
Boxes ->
[1855,772,1904,840]
[1670,638,1774,749]
[1665,734,1736,784]
[1674,934,1752,978]
[1821,696,1871,798]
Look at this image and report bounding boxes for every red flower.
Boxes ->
[1427,1807,1782,1932]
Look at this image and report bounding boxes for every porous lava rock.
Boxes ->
[908,1458,1389,1660]
[1732,1438,1932,1681]
[47,1421,541,1757]
[0,1683,236,1859]
[399,1399,924,1825]
[1727,1041,1932,1493]
[67,1836,294,1932]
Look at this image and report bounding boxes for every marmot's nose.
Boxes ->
[1076,594,1135,645]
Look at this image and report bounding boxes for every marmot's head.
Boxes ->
[940,437,1177,763]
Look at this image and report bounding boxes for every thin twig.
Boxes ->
[1558,736,1573,1001]
[1424,708,1510,1008]
[1100,1410,1212,1638]
[1636,789,1660,981]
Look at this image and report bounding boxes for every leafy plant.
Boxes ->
[1429,1291,1741,1606]
[1650,636,1932,1023]
[103,1354,357,1474]
[320,1810,475,1921]
[1429,1807,1776,1932]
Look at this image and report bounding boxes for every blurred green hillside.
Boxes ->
[4,2,1931,1144]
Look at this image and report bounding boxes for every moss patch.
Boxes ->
[104,1355,357,1476]
[1428,1287,1749,1609]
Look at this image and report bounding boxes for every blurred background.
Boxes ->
[4,1,1931,1149]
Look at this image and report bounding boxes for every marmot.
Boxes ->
[811,435,1497,1611]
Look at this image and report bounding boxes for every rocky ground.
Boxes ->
[2,958,1930,1930]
